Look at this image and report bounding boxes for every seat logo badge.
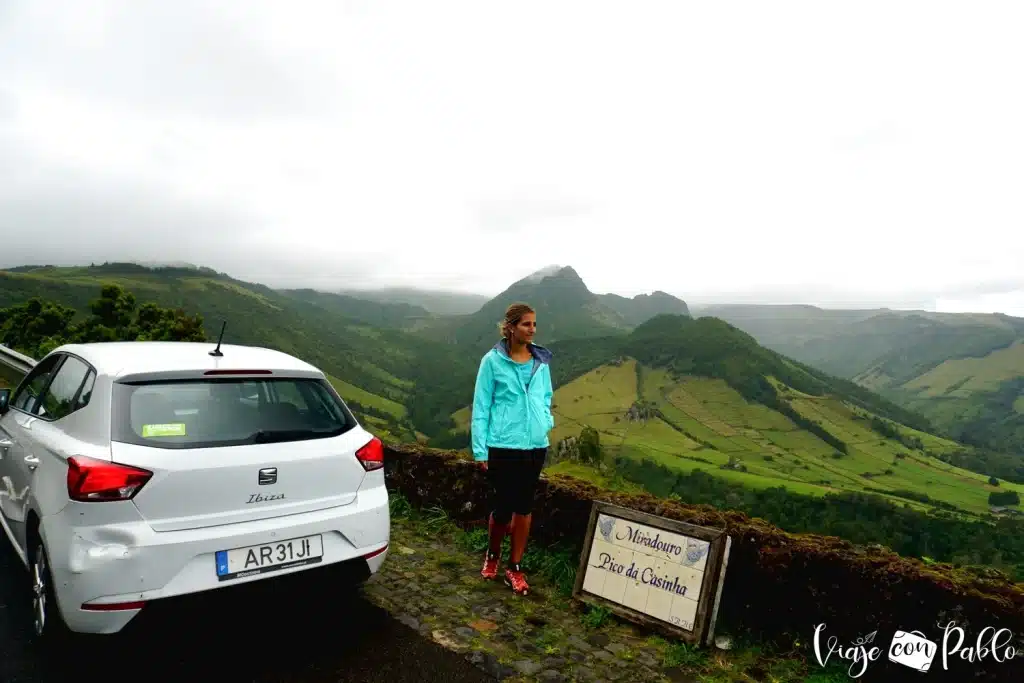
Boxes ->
[258,467,278,485]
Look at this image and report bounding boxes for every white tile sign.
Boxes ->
[573,502,731,645]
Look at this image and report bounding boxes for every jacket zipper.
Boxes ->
[501,349,546,442]
[506,348,541,393]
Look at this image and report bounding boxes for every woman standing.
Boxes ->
[471,302,555,596]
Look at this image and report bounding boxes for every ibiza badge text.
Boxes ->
[247,492,285,504]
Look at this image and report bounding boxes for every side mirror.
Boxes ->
[0,388,10,415]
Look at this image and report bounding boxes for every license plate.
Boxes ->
[215,534,324,581]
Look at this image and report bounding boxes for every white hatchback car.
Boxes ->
[0,341,390,639]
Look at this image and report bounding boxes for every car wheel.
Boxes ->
[30,540,69,641]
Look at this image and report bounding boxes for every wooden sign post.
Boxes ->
[572,501,732,646]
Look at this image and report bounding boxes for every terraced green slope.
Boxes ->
[454,357,1023,515]
[697,303,1024,461]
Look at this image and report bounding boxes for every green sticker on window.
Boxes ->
[142,423,187,438]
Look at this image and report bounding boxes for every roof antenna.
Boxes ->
[209,321,227,357]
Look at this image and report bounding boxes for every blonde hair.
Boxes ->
[497,303,535,343]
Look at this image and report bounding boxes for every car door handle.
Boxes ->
[24,455,40,471]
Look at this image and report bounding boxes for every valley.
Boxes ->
[456,358,1020,516]
[697,303,1024,471]
[3,261,1024,579]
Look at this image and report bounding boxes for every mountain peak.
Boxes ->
[522,264,582,284]
[508,265,590,300]
[453,265,690,347]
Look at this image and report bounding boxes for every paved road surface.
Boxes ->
[1,539,491,683]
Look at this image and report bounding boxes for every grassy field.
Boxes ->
[901,339,1024,397]
[528,359,1024,516]
[879,338,1024,462]
[543,461,647,494]
[783,396,1008,512]
[327,374,408,420]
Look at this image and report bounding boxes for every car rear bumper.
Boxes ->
[39,481,390,634]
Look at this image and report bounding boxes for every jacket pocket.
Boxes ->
[490,405,508,443]
[529,393,554,432]
[527,407,553,445]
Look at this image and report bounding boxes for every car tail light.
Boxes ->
[355,436,384,471]
[67,456,153,502]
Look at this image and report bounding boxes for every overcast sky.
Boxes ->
[1,1,1022,314]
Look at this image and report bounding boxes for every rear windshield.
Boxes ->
[111,377,358,449]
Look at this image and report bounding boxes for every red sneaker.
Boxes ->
[504,565,529,596]
[481,551,499,580]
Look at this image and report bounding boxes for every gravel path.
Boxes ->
[0,533,492,683]
[361,518,687,682]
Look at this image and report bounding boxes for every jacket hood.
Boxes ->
[492,339,552,364]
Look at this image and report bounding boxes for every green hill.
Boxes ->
[888,341,1024,457]
[447,315,1024,517]
[278,288,436,331]
[0,263,476,442]
[337,286,489,316]
[596,290,690,326]
[696,303,1024,465]
[694,304,1024,380]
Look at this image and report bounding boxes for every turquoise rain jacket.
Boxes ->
[471,339,555,462]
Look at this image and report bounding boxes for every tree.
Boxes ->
[989,491,1020,507]
[0,284,206,358]
[0,298,77,358]
[131,302,206,342]
[87,284,136,334]
[989,476,1000,487]
[578,426,602,465]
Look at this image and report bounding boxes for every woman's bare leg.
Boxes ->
[509,512,532,565]
[488,512,507,555]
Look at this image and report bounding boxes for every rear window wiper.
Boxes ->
[251,429,316,443]
[250,427,341,444]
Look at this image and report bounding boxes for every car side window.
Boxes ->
[10,354,63,414]
[35,356,92,421]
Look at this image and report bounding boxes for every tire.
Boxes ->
[30,539,70,642]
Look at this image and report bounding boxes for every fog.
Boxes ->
[1,1,1022,314]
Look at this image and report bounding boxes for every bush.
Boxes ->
[578,426,602,465]
[0,284,205,358]
[989,490,1021,507]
